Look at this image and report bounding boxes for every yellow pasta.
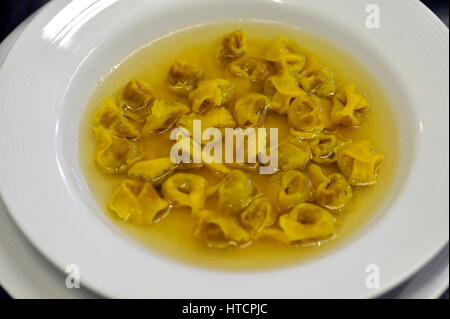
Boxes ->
[233,93,269,127]
[277,138,311,171]
[188,79,234,113]
[161,173,208,213]
[217,170,257,214]
[93,126,143,174]
[297,55,335,97]
[144,99,190,134]
[118,79,153,122]
[109,179,169,225]
[272,170,312,211]
[240,195,276,234]
[227,56,271,82]
[94,97,141,139]
[87,28,389,255]
[167,60,204,95]
[331,84,369,127]
[279,203,335,241]
[337,141,384,186]
[287,94,325,132]
[194,210,250,248]
[128,157,177,186]
[308,164,352,210]
[217,30,248,64]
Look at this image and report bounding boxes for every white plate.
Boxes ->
[1,12,448,300]
[0,0,448,298]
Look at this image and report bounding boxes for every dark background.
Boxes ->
[0,0,448,300]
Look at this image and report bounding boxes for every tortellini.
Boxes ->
[290,130,347,165]
[298,56,335,98]
[217,30,248,64]
[278,54,306,73]
[109,180,169,225]
[189,79,234,113]
[255,228,290,245]
[227,57,270,82]
[167,60,204,95]
[90,30,387,252]
[287,94,325,132]
[271,170,312,211]
[93,126,143,174]
[128,157,177,186]
[233,93,269,127]
[265,71,306,115]
[119,79,153,122]
[143,100,190,134]
[277,138,311,171]
[161,173,208,213]
[279,203,335,242]
[240,196,276,234]
[331,84,369,127]
[217,170,257,214]
[265,36,292,62]
[177,107,236,137]
[337,141,384,186]
[308,164,352,210]
[309,133,347,165]
[94,98,141,139]
[194,210,250,248]
[265,70,305,97]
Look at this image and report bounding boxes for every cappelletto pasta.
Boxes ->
[81,22,399,269]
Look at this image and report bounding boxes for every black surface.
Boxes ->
[0,0,448,300]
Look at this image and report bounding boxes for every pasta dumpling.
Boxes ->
[108,180,169,225]
[128,157,177,186]
[240,196,276,234]
[119,79,153,122]
[194,210,250,248]
[177,107,236,136]
[265,70,305,97]
[337,141,384,186]
[161,173,208,213]
[278,54,306,73]
[308,163,328,189]
[272,170,312,211]
[298,56,335,98]
[308,164,352,210]
[94,97,141,139]
[89,29,391,252]
[218,170,257,214]
[167,60,204,95]
[287,94,325,132]
[93,126,143,174]
[265,36,292,62]
[277,138,311,171]
[279,203,335,241]
[309,133,347,165]
[227,57,271,82]
[331,84,369,127]
[217,30,248,64]
[233,93,269,127]
[255,228,290,245]
[144,100,190,134]
[189,79,234,113]
[265,71,306,115]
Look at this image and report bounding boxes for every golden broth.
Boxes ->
[79,21,400,270]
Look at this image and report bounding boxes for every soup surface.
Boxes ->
[80,21,400,270]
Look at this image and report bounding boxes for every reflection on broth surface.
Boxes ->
[80,21,400,270]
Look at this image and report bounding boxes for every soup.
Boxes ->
[80,21,399,270]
